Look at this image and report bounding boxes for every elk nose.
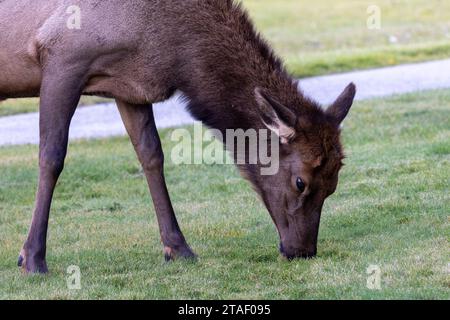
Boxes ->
[296,251,317,259]
[285,251,316,260]
[284,252,316,261]
[279,242,286,256]
[279,244,317,260]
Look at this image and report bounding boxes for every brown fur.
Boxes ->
[0,0,356,272]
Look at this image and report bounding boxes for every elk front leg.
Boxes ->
[18,67,84,274]
[116,100,196,261]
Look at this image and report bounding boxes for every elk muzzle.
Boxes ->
[278,209,322,260]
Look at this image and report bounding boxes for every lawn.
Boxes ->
[0,96,111,118]
[1,0,449,117]
[244,0,450,77]
[0,89,448,299]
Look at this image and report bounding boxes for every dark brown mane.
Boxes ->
[198,0,286,76]
[177,0,324,134]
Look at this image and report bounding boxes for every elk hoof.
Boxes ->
[18,250,48,274]
[164,245,197,262]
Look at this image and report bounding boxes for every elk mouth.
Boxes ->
[279,242,317,260]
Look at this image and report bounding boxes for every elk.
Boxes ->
[0,0,356,273]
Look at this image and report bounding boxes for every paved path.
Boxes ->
[1,59,449,146]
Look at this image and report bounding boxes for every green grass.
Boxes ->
[244,0,450,77]
[2,0,449,117]
[0,96,112,118]
[0,90,449,299]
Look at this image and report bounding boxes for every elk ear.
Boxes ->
[327,83,356,125]
[255,88,296,144]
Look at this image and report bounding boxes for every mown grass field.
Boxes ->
[1,0,449,117]
[0,90,448,299]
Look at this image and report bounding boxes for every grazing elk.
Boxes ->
[0,0,356,273]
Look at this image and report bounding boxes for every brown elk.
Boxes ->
[0,0,356,273]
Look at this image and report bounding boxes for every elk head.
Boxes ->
[248,83,356,259]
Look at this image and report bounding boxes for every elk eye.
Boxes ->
[296,177,305,193]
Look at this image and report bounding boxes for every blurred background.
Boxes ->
[245,0,450,77]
